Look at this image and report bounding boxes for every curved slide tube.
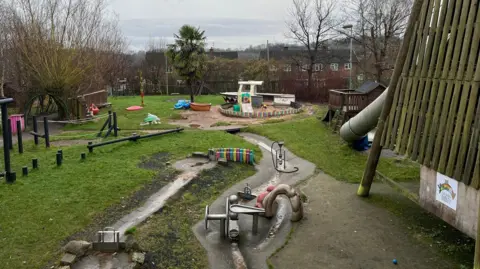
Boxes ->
[339,88,388,142]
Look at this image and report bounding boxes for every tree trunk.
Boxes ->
[188,78,194,103]
[0,47,4,98]
[307,68,313,95]
[0,65,4,98]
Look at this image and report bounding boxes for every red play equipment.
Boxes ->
[89,104,100,115]
[126,106,143,111]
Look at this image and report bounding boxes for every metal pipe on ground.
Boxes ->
[87,128,184,153]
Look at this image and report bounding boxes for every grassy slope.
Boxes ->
[64,95,225,131]
[247,117,420,183]
[0,130,260,269]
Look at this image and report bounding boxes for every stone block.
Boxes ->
[132,252,145,264]
[62,240,91,257]
[60,253,77,265]
[192,152,208,158]
[218,158,228,166]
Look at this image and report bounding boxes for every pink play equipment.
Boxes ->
[255,185,276,208]
[126,106,143,111]
[9,114,25,135]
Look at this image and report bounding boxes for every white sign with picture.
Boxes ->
[435,172,458,211]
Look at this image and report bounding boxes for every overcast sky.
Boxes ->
[107,0,295,51]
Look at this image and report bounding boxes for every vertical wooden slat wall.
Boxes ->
[383,0,480,187]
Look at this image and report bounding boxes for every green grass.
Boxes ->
[64,95,225,131]
[210,121,231,127]
[0,129,260,269]
[135,163,257,269]
[247,117,420,183]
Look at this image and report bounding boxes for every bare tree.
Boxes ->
[286,0,337,93]
[144,37,168,93]
[4,0,125,100]
[343,0,412,83]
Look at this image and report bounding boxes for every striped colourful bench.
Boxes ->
[208,148,255,165]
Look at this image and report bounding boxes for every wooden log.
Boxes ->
[437,0,473,174]
[417,0,450,162]
[395,0,432,155]
[411,0,444,160]
[455,3,480,181]
[423,0,457,165]
[406,0,438,158]
[431,0,466,170]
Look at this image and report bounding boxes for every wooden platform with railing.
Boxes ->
[328,89,369,113]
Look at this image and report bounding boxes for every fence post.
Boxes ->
[33,116,39,145]
[7,118,13,150]
[43,117,50,148]
[17,120,23,154]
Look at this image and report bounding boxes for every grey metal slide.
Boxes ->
[339,88,388,142]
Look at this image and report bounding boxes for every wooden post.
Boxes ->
[32,116,39,145]
[357,0,425,197]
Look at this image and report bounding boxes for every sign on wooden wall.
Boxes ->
[435,172,458,211]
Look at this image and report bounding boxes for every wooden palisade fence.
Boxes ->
[381,0,479,186]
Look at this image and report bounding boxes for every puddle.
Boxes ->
[113,158,216,238]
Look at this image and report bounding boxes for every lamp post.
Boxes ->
[165,51,169,96]
[342,24,353,90]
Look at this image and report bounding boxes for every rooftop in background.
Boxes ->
[354,81,387,94]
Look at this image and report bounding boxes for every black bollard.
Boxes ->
[32,116,39,145]
[57,149,63,160]
[7,118,13,150]
[0,101,12,182]
[56,153,62,166]
[88,142,93,153]
[17,120,23,154]
[43,117,50,148]
[22,166,28,176]
[9,171,16,183]
[81,152,86,160]
[108,110,112,129]
[113,112,118,137]
[32,158,38,169]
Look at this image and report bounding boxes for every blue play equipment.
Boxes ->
[174,100,190,109]
[351,136,370,151]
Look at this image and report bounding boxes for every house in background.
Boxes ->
[260,47,359,87]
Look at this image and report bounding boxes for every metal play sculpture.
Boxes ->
[204,194,265,240]
[271,141,299,173]
[259,184,304,222]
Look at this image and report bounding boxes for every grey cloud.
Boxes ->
[120,17,286,50]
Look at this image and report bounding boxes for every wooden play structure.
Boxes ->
[220,81,296,109]
[323,81,387,130]
[356,0,480,266]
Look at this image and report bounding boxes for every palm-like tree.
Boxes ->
[167,25,207,102]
